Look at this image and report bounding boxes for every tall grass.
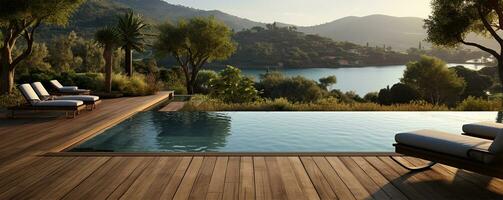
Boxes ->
[182,96,458,111]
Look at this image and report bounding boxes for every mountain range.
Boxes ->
[42,0,496,51]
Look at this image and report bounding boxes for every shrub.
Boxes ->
[258,72,324,102]
[456,96,502,111]
[210,66,260,103]
[194,70,219,94]
[0,91,24,108]
[364,92,379,103]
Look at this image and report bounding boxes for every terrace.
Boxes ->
[0,92,502,199]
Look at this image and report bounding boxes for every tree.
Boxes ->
[210,66,259,103]
[452,66,493,99]
[402,56,466,105]
[425,0,503,95]
[154,17,236,94]
[389,83,420,104]
[116,10,148,77]
[319,76,337,90]
[0,0,85,94]
[95,27,120,93]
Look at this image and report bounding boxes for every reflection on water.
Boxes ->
[73,112,231,152]
[73,111,497,153]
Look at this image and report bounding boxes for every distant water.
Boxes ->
[235,64,486,96]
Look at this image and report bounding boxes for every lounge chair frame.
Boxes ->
[9,85,86,119]
[393,143,503,179]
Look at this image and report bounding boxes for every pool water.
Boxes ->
[71,111,498,152]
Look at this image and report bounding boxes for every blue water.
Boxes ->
[72,111,497,153]
[237,64,486,96]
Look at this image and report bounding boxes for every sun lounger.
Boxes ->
[31,82,101,110]
[392,123,503,178]
[9,84,85,118]
[49,80,91,95]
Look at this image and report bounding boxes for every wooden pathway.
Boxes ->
[0,92,502,199]
[159,102,186,112]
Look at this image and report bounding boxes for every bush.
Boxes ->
[258,72,324,102]
[194,70,219,94]
[364,92,379,103]
[0,91,24,108]
[210,66,260,103]
[456,96,502,111]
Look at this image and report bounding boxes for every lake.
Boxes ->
[234,63,486,96]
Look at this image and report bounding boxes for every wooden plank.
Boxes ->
[339,157,389,200]
[120,157,182,199]
[264,157,288,200]
[253,157,273,200]
[287,157,320,200]
[159,102,186,112]
[100,157,156,199]
[379,157,446,199]
[326,157,374,200]
[11,157,109,200]
[364,157,427,200]
[223,157,240,200]
[173,157,204,200]
[312,157,355,200]
[300,157,338,200]
[404,157,499,200]
[206,157,229,200]
[239,157,255,200]
[160,157,193,200]
[61,157,148,200]
[276,157,309,200]
[350,157,408,200]
[189,157,217,200]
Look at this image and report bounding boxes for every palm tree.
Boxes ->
[116,10,148,77]
[95,27,120,93]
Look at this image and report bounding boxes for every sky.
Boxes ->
[163,0,432,26]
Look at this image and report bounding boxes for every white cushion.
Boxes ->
[33,100,83,107]
[59,87,79,92]
[31,82,51,97]
[50,80,64,89]
[55,95,99,102]
[18,84,41,103]
[396,129,493,158]
[463,122,503,139]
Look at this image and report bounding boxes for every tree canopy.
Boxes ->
[401,56,466,105]
[154,17,236,94]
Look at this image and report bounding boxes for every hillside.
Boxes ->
[38,0,264,40]
[37,1,496,52]
[298,14,497,51]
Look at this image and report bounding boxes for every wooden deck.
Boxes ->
[0,92,502,199]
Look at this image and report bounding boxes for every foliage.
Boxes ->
[154,17,236,94]
[451,66,492,99]
[0,0,85,94]
[363,92,379,103]
[16,42,52,74]
[194,70,219,94]
[116,10,148,76]
[182,96,455,111]
[319,75,337,90]
[402,56,465,105]
[457,96,502,111]
[378,83,421,105]
[425,0,503,97]
[159,67,187,95]
[209,66,259,103]
[257,71,325,102]
[0,90,24,108]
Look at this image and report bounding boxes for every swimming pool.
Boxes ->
[70,111,497,153]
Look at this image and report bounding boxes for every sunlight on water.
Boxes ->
[73,111,497,153]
